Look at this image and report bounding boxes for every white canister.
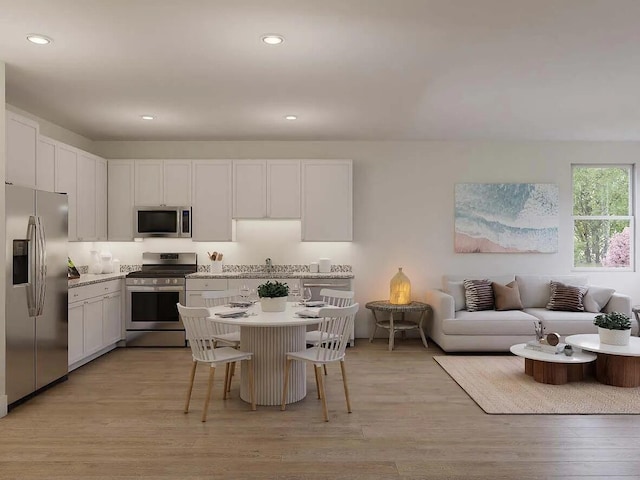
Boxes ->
[309,262,319,273]
[89,250,102,274]
[112,259,121,273]
[211,261,223,274]
[318,258,331,273]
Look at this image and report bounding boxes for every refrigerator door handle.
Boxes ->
[26,216,38,317]
[35,216,47,316]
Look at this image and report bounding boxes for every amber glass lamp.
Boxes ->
[390,267,411,305]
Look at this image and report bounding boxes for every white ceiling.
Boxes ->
[1,0,640,141]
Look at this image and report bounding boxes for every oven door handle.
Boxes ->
[302,283,351,288]
[127,286,184,292]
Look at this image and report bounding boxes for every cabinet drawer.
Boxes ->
[186,279,228,291]
[68,279,122,303]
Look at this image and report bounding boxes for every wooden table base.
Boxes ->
[525,358,594,385]
[595,353,640,387]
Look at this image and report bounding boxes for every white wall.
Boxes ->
[1,62,7,417]
[93,140,640,338]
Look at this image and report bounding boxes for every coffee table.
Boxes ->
[510,343,596,385]
[565,334,640,387]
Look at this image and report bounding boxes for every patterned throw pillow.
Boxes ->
[546,281,588,312]
[463,279,495,312]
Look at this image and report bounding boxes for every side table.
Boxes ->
[366,300,431,351]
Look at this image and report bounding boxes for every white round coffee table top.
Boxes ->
[510,343,596,363]
[565,334,640,357]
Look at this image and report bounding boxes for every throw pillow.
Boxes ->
[492,281,523,311]
[546,281,588,312]
[583,285,616,313]
[463,279,494,312]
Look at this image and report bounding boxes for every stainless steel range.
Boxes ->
[125,252,197,347]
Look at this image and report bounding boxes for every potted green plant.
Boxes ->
[593,311,632,346]
[257,280,289,312]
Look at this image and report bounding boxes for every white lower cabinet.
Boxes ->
[68,280,124,370]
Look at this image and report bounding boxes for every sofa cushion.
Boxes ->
[443,310,538,336]
[463,279,494,311]
[583,285,616,313]
[524,308,598,336]
[515,275,588,308]
[445,281,467,311]
[492,281,523,311]
[546,281,587,312]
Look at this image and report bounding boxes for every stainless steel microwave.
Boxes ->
[134,206,192,238]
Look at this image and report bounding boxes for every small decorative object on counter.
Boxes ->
[309,262,319,273]
[208,251,223,273]
[257,280,289,312]
[318,258,331,273]
[389,267,411,305]
[89,250,102,274]
[594,311,632,346]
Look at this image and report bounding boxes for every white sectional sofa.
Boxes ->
[425,274,636,352]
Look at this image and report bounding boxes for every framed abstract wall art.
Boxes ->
[455,183,559,253]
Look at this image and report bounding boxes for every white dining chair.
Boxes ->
[281,303,359,422]
[202,289,242,348]
[305,289,355,374]
[178,304,256,422]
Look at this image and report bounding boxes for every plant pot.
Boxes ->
[260,296,287,312]
[598,326,631,346]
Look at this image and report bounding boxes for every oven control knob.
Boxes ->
[152,279,158,285]
[173,279,178,284]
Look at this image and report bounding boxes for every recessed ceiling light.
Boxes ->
[140,115,155,120]
[284,115,297,120]
[26,34,52,45]
[262,34,284,45]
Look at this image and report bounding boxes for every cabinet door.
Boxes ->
[163,160,191,206]
[36,136,56,192]
[302,160,353,241]
[134,160,163,206]
[108,160,135,240]
[76,152,97,241]
[267,160,300,218]
[233,160,266,218]
[192,160,233,241]
[102,293,122,346]
[6,111,38,188]
[83,297,104,356]
[55,144,78,241]
[96,158,108,240]
[186,291,206,307]
[68,302,84,366]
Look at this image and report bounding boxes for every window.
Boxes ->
[573,165,634,270]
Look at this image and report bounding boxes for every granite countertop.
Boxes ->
[68,272,127,288]
[186,272,354,280]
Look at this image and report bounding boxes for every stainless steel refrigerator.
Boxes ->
[5,185,68,407]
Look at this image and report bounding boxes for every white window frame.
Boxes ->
[572,164,634,272]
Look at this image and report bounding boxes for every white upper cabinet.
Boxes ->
[6,111,38,189]
[233,159,300,219]
[302,159,353,241]
[76,151,97,241]
[108,160,135,241]
[192,160,233,241]
[135,160,191,206]
[36,135,56,192]
[55,144,78,241]
[233,160,267,218]
[96,158,108,241]
[267,160,301,218]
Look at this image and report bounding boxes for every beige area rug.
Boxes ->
[434,355,640,414]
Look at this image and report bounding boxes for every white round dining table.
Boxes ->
[207,302,321,406]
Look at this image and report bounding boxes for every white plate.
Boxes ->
[215,309,248,318]
[302,301,326,307]
[295,308,321,318]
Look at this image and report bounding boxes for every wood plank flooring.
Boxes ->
[2,340,640,479]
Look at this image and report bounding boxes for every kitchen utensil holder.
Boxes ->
[211,261,223,274]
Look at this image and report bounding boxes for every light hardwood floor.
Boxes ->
[2,340,640,479]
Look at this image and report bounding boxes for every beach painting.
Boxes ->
[455,183,559,253]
